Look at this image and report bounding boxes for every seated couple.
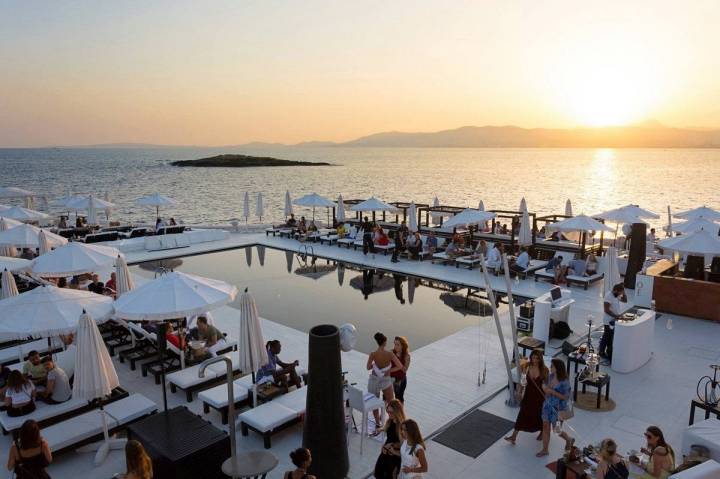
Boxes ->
[186,315,228,358]
[257,340,303,389]
[544,254,598,284]
[3,358,72,417]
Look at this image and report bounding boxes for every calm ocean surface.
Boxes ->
[1,147,718,226]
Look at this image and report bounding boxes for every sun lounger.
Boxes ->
[167,351,242,402]
[318,234,339,245]
[199,375,253,424]
[566,272,604,289]
[337,228,360,248]
[454,255,482,269]
[534,252,577,283]
[118,324,160,370]
[43,394,157,454]
[239,387,307,448]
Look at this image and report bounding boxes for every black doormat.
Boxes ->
[432,409,515,458]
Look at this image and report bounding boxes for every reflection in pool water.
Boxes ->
[132,246,497,353]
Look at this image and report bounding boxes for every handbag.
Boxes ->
[558,398,574,421]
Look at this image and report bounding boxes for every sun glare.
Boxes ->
[567,71,650,126]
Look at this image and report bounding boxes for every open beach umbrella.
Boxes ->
[0,218,20,257]
[673,205,720,221]
[256,245,266,266]
[293,192,335,222]
[518,198,532,246]
[0,187,36,200]
[442,208,496,229]
[136,193,177,221]
[114,271,238,321]
[38,229,52,255]
[237,290,269,407]
[408,201,418,232]
[115,255,134,297]
[73,310,123,466]
[31,242,122,277]
[336,195,346,223]
[245,247,252,267]
[0,285,114,340]
[0,256,31,272]
[350,197,397,213]
[598,204,660,221]
[1,269,19,299]
[672,217,720,236]
[546,215,613,233]
[285,250,293,274]
[256,193,264,222]
[0,216,22,228]
[0,205,49,223]
[284,190,293,218]
[243,192,250,223]
[0,223,67,249]
[603,246,622,297]
[65,195,115,212]
[565,199,573,217]
[658,229,720,256]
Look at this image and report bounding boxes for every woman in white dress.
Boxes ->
[398,419,428,478]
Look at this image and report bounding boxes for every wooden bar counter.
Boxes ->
[649,260,720,322]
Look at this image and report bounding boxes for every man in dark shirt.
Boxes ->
[361,216,375,255]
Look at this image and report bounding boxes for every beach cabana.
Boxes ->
[136,193,177,221]
[31,242,121,277]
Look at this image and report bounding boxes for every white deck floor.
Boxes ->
[2,230,718,479]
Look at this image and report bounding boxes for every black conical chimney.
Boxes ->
[624,223,647,289]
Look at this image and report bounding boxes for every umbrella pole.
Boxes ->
[157,323,169,411]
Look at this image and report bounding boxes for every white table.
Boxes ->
[532,290,574,345]
[682,419,720,462]
[611,308,655,373]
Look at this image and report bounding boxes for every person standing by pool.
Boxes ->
[399,419,428,478]
[391,336,411,403]
[362,216,375,255]
[367,333,404,428]
[504,349,548,445]
[373,399,406,478]
[537,358,573,457]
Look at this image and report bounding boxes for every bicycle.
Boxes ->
[697,364,720,407]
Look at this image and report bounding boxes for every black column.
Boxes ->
[303,325,349,478]
[624,223,647,289]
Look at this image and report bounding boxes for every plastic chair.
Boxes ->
[347,385,385,454]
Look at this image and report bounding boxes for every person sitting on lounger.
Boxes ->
[445,240,460,258]
[165,322,186,351]
[336,222,346,238]
[286,214,297,227]
[308,221,318,232]
[257,340,302,389]
[23,351,47,387]
[169,217,177,226]
[58,216,68,229]
[487,242,502,268]
[4,370,36,417]
[298,217,307,233]
[375,227,390,246]
[585,254,599,276]
[38,357,71,404]
[406,231,422,259]
[510,246,530,274]
[425,231,438,254]
[471,239,488,258]
[196,316,226,356]
[451,230,465,249]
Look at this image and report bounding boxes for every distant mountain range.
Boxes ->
[53,122,720,149]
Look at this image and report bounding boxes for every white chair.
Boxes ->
[347,385,385,454]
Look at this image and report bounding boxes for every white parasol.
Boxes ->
[1,268,19,299]
[336,194,346,222]
[237,290,269,407]
[546,215,613,233]
[0,206,49,222]
[518,198,532,246]
[293,193,336,222]
[0,256,31,272]
[0,217,20,257]
[243,192,250,223]
[442,208,496,228]
[284,190,293,218]
[31,242,122,277]
[672,218,720,236]
[0,187,36,199]
[0,223,67,248]
[350,197,397,213]
[658,229,720,256]
[407,201,418,232]
[673,206,720,221]
[256,193,264,222]
[115,255,134,297]
[603,246,622,297]
[565,199,573,217]
[136,193,177,220]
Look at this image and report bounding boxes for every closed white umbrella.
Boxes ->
[431,196,442,225]
[255,193,264,222]
[65,195,115,212]
[87,196,98,225]
[518,198,532,246]
[1,268,19,299]
[565,199,573,217]
[407,201,418,232]
[0,218,19,257]
[546,215,614,233]
[243,192,250,223]
[443,208,496,228]
[658,229,720,256]
[336,195,346,222]
[673,218,720,236]
[237,290,269,407]
[666,205,673,237]
[103,192,112,220]
[38,229,52,255]
[0,285,114,340]
[73,310,123,465]
[256,245,266,266]
[24,197,33,209]
[284,191,293,218]
[0,256,31,272]
[603,246,622,297]
[115,255,134,297]
[478,200,485,212]
[32,242,122,277]
[136,193,177,220]
[113,271,238,321]
[0,223,67,248]
[0,206,49,222]
[673,206,720,221]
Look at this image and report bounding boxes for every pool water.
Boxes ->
[132,246,497,353]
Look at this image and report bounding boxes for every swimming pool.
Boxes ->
[131,246,497,353]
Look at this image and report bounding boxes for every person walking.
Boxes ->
[7,420,52,479]
[537,359,573,457]
[504,349,548,445]
[391,336,411,403]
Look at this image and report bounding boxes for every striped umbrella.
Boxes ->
[237,289,269,407]
[1,268,19,299]
[115,255,134,297]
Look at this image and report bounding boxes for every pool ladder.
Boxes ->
[298,244,315,265]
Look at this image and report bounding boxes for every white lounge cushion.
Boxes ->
[566,273,604,283]
[44,409,117,452]
[168,364,220,389]
[274,387,306,414]
[198,380,251,409]
[239,402,298,432]
[535,269,555,279]
[0,397,88,433]
[104,393,157,424]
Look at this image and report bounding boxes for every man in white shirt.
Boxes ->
[647,228,656,242]
[600,283,627,361]
[39,357,72,404]
[510,246,530,274]
[487,242,502,268]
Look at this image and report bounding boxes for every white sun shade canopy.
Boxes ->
[0,285,114,340]
[0,187,36,198]
[658,229,720,256]
[0,256,32,272]
[293,192,336,208]
[672,218,720,235]
[546,215,614,233]
[65,195,116,211]
[673,206,720,221]
[442,208,496,228]
[0,223,68,248]
[0,206,49,222]
[350,197,398,212]
[31,242,122,277]
[113,271,238,321]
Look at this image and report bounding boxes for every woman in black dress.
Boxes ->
[373,399,406,478]
[7,420,52,479]
[504,349,548,445]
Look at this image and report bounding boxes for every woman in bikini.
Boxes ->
[367,332,404,429]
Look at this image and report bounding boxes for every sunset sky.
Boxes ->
[1,0,719,147]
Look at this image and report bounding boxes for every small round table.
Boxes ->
[222,450,279,479]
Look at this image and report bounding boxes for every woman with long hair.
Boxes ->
[631,426,675,479]
[537,358,573,457]
[367,332,404,428]
[504,349,548,445]
[284,448,316,479]
[6,419,52,479]
[399,419,427,478]
[391,336,411,403]
[4,370,36,417]
[121,440,153,479]
[595,438,629,479]
[373,399,406,478]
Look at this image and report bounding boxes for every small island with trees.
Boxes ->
[171,154,332,167]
